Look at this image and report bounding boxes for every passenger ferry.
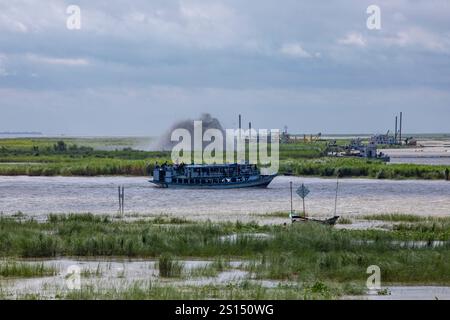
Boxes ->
[151,163,276,189]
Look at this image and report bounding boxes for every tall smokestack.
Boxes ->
[249,122,252,139]
[238,114,242,139]
[399,112,403,143]
[395,116,398,143]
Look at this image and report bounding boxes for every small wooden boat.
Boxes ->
[287,180,340,226]
[290,214,340,226]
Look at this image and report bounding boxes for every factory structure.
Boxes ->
[328,112,413,161]
[368,112,416,146]
[340,138,389,162]
[278,112,416,162]
[236,112,413,162]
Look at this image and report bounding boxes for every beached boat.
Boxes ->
[150,163,277,189]
[290,213,340,226]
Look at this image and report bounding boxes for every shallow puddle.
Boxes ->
[365,286,450,300]
[0,258,251,299]
[219,233,274,242]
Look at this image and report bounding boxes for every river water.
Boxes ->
[0,176,449,221]
[385,139,450,165]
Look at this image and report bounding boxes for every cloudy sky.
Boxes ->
[0,0,449,135]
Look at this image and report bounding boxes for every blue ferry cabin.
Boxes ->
[151,163,276,189]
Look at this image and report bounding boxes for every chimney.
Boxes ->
[395,116,398,144]
[399,112,403,143]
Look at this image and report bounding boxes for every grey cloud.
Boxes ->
[0,0,449,134]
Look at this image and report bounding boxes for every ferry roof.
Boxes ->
[184,163,253,168]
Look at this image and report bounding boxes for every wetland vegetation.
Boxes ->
[1,138,449,299]
[0,261,57,278]
[0,137,448,179]
[0,214,448,290]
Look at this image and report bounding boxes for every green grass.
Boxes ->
[80,264,103,278]
[362,214,450,223]
[279,141,328,159]
[280,157,449,180]
[0,137,153,151]
[0,214,449,285]
[347,216,450,240]
[158,254,183,278]
[255,212,289,218]
[0,158,166,176]
[0,261,57,278]
[393,220,450,235]
[1,138,448,179]
[338,217,352,225]
[187,257,231,278]
[0,137,169,176]
[58,280,359,300]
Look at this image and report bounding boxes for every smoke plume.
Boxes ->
[156,113,225,151]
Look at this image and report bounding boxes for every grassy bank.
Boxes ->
[280,158,449,180]
[0,138,169,176]
[60,280,354,300]
[0,158,162,176]
[0,214,448,285]
[0,262,57,278]
[0,138,448,179]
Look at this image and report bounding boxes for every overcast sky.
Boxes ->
[0,0,449,135]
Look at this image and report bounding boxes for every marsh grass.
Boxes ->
[151,216,191,225]
[360,214,450,240]
[338,217,352,225]
[394,221,450,234]
[211,256,231,271]
[256,212,289,218]
[1,156,445,179]
[1,138,447,179]
[280,158,448,180]
[362,214,427,222]
[48,213,110,224]
[362,214,450,223]
[158,255,183,278]
[0,214,449,284]
[187,264,220,278]
[188,257,232,278]
[81,263,103,278]
[12,211,26,219]
[0,262,57,278]
[60,280,356,300]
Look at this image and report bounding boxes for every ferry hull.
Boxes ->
[150,174,277,189]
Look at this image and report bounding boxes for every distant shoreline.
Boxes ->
[0,132,42,135]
